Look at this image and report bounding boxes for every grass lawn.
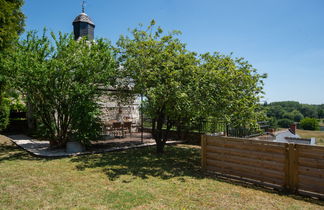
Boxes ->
[297,129,324,146]
[1,135,324,209]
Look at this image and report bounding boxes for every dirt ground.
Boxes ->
[89,132,156,151]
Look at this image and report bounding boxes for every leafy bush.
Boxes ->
[6,31,116,148]
[277,118,294,128]
[268,117,278,128]
[0,99,10,130]
[300,118,319,130]
[7,90,26,112]
[291,110,304,122]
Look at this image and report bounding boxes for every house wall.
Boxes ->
[98,94,140,125]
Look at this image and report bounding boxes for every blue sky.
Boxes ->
[22,0,324,104]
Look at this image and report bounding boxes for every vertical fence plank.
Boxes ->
[284,143,290,189]
[201,135,207,170]
[288,143,298,192]
[294,146,300,192]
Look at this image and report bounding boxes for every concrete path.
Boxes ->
[7,134,183,158]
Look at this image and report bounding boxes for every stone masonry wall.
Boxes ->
[97,94,140,125]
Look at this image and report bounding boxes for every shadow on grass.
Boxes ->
[71,145,204,181]
[0,143,42,162]
[206,173,324,205]
[71,144,324,205]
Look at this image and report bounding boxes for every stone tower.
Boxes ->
[72,4,95,41]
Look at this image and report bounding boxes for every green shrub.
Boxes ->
[8,93,26,112]
[268,117,278,129]
[300,117,319,130]
[277,118,293,128]
[0,99,10,131]
[7,31,117,148]
[282,110,304,122]
[291,110,304,122]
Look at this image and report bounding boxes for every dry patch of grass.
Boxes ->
[0,135,13,145]
[297,129,324,146]
[1,134,324,209]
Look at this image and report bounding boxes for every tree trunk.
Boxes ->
[163,118,172,141]
[49,136,67,149]
[176,123,182,140]
[154,109,165,153]
[27,98,36,131]
[152,118,156,136]
[156,139,165,154]
[49,139,60,149]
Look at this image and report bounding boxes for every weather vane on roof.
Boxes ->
[82,0,87,13]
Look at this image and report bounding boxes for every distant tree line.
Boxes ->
[265,101,324,130]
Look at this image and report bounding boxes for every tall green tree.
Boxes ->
[6,30,116,147]
[300,104,318,119]
[0,0,25,94]
[117,21,266,153]
[117,21,199,153]
[197,53,266,128]
[0,0,25,130]
[0,0,24,52]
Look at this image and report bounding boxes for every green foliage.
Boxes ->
[300,117,319,131]
[270,101,301,112]
[0,99,10,130]
[6,30,116,147]
[299,104,318,118]
[282,110,304,122]
[0,0,25,116]
[277,118,294,128]
[268,117,278,128]
[8,98,26,112]
[117,21,199,153]
[117,21,266,153]
[318,108,324,119]
[198,53,266,128]
[291,110,304,122]
[5,89,26,112]
[0,0,24,52]
[265,101,324,127]
[267,105,285,119]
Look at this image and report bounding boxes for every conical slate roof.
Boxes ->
[73,13,95,26]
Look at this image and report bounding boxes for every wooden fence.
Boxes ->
[201,135,324,198]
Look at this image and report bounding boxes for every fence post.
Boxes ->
[287,143,298,192]
[201,135,207,171]
[284,143,289,190]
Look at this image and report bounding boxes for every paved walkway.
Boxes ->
[7,134,183,158]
